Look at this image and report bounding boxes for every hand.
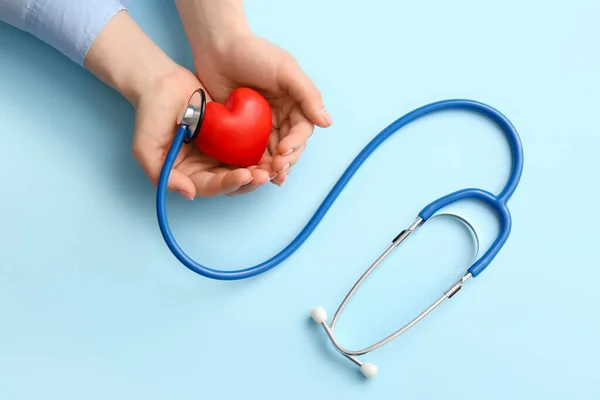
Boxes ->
[85,11,270,199]
[132,66,273,199]
[174,0,333,189]
[193,35,333,189]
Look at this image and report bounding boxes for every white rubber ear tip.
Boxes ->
[310,306,327,324]
[360,362,378,378]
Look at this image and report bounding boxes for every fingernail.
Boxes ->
[278,163,291,173]
[282,148,294,156]
[243,177,254,185]
[320,109,333,126]
[269,172,278,181]
[177,190,194,200]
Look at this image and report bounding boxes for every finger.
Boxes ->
[189,168,252,197]
[132,132,197,200]
[226,182,263,197]
[248,165,271,185]
[258,149,274,166]
[267,125,282,157]
[272,170,289,186]
[262,165,278,182]
[257,146,278,181]
[276,106,313,156]
[283,60,332,128]
[273,144,306,173]
[170,170,197,200]
[210,166,260,190]
[224,165,268,196]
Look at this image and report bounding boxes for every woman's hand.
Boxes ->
[175,0,332,188]
[85,10,270,199]
[195,36,332,188]
[132,67,272,199]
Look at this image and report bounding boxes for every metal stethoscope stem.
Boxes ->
[311,214,480,378]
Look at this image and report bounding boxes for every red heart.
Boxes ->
[195,88,272,167]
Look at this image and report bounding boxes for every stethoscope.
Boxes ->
[157,89,524,378]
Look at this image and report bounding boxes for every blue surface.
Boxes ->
[0,0,598,398]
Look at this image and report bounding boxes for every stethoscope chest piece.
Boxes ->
[177,88,206,144]
[311,213,481,378]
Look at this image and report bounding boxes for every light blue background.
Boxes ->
[1,0,598,398]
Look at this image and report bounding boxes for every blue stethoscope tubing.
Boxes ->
[156,98,523,280]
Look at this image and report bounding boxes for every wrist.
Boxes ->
[175,0,253,56]
[85,10,178,107]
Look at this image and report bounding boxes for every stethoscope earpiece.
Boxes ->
[310,306,327,324]
[310,213,481,377]
[360,363,379,379]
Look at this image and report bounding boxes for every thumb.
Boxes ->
[284,61,333,128]
[132,136,197,200]
[164,169,197,200]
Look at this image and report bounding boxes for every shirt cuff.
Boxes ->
[25,0,126,67]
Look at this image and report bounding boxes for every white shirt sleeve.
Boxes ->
[0,0,127,66]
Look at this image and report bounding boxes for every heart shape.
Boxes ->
[195,88,272,167]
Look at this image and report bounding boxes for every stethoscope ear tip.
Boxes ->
[310,306,328,324]
[360,362,378,378]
